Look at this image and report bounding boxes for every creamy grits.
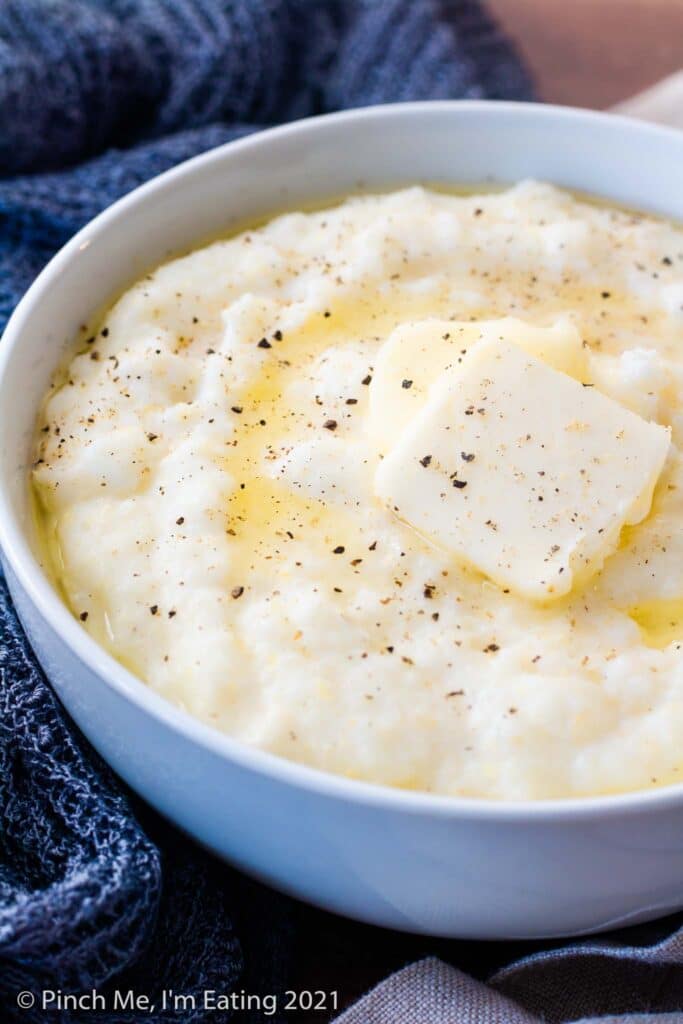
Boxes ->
[32,183,683,800]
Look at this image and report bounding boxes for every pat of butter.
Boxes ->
[368,316,586,454]
[375,336,671,600]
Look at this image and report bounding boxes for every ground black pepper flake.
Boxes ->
[79,611,89,622]
[101,327,109,337]
[231,405,243,414]
[168,610,177,618]
[368,540,377,551]
[419,455,432,468]
[333,545,345,554]
[257,338,272,349]
[150,605,159,616]
[346,398,358,405]
[401,379,413,389]
[273,329,283,341]
[231,586,244,599]
[484,643,499,653]
[447,689,464,697]
[362,374,372,386]
[423,585,435,599]
[147,433,158,442]
[176,516,185,525]
[461,451,475,462]
[452,479,467,489]
[323,419,337,431]
[601,291,611,299]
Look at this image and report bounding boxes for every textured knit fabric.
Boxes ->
[0,2,533,1021]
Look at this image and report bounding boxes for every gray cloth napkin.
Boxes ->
[333,81,683,1024]
[336,955,683,1023]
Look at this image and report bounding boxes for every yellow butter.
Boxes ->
[368,316,587,455]
[375,334,670,600]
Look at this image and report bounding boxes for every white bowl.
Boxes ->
[2,101,683,940]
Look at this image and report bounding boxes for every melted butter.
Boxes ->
[31,486,134,661]
[223,291,451,587]
[629,598,683,649]
[35,273,667,611]
[222,276,658,601]
[225,475,364,584]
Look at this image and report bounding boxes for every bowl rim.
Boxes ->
[3,98,683,822]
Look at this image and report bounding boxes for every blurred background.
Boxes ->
[490,0,683,109]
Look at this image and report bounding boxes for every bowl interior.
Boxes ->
[2,102,683,818]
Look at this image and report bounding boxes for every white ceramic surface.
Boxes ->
[2,102,683,940]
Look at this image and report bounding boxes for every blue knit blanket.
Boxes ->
[0,3,534,1021]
